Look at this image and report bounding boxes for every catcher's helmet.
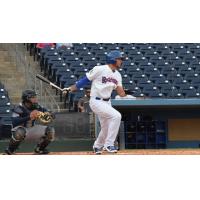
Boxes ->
[22,90,37,102]
[106,50,124,64]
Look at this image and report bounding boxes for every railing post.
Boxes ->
[40,80,43,103]
[44,89,47,108]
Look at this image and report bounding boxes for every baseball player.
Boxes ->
[5,90,55,155]
[65,50,126,154]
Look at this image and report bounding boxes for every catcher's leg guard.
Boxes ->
[34,126,55,154]
[5,127,26,155]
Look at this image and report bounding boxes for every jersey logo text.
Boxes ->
[102,76,118,85]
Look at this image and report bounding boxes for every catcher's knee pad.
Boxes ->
[12,127,26,142]
[45,126,55,141]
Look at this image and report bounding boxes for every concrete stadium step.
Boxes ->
[39,95,64,102]
[0,65,14,69]
[0,45,65,110]
[0,50,9,57]
[0,57,13,62]
[10,96,21,104]
[0,74,13,79]
[1,75,25,81]
[0,61,17,65]
[43,102,66,110]
[0,50,25,104]
[0,73,18,78]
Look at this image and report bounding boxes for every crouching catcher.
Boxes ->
[5,90,55,155]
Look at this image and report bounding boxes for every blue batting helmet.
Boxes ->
[106,50,124,64]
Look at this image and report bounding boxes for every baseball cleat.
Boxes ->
[104,146,118,153]
[4,148,15,155]
[93,147,103,155]
[34,147,50,155]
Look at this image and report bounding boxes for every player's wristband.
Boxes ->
[75,76,91,89]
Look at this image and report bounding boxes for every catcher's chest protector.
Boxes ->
[12,104,47,128]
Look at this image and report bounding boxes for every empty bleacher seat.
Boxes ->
[29,43,200,102]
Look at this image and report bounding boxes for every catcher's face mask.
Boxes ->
[24,96,39,110]
[29,97,39,110]
[30,96,38,104]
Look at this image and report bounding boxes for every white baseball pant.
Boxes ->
[89,97,121,148]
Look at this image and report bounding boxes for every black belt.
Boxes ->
[95,97,110,101]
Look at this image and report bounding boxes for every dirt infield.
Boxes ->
[3,148,200,155]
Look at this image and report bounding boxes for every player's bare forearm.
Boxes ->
[116,86,126,97]
[69,84,78,92]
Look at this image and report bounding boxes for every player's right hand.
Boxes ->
[69,85,77,92]
[62,85,77,94]
[62,87,70,94]
[30,110,40,120]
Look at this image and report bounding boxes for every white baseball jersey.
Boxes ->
[86,65,122,99]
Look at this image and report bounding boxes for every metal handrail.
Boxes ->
[44,87,61,112]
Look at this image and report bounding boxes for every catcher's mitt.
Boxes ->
[36,112,54,124]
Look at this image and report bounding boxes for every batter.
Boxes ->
[66,50,126,154]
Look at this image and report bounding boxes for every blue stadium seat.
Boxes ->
[45,56,64,76]
[132,91,145,98]
[60,75,77,88]
[62,55,80,62]
[43,52,60,67]
[147,90,165,98]
[191,77,200,87]
[55,69,73,84]
[143,50,159,57]
[150,44,167,50]
[123,83,135,90]
[159,49,173,56]
[148,55,164,64]
[167,90,184,98]
[126,66,142,75]
[187,44,200,51]
[84,43,101,49]
[133,55,147,63]
[0,107,11,117]
[126,49,142,57]
[169,44,187,51]
[160,84,174,94]
[101,43,117,50]
[27,43,200,101]
[138,81,154,89]
[50,62,69,80]
[136,44,152,51]
[182,54,197,63]
[155,44,170,52]
[184,72,199,81]
[143,66,160,75]
[184,90,200,98]
[172,60,187,68]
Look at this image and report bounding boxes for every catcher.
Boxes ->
[5,90,55,155]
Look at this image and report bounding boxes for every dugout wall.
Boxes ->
[112,99,200,149]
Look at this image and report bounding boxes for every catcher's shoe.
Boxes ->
[34,147,50,155]
[4,148,15,155]
[104,146,118,153]
[93,146,103,155]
